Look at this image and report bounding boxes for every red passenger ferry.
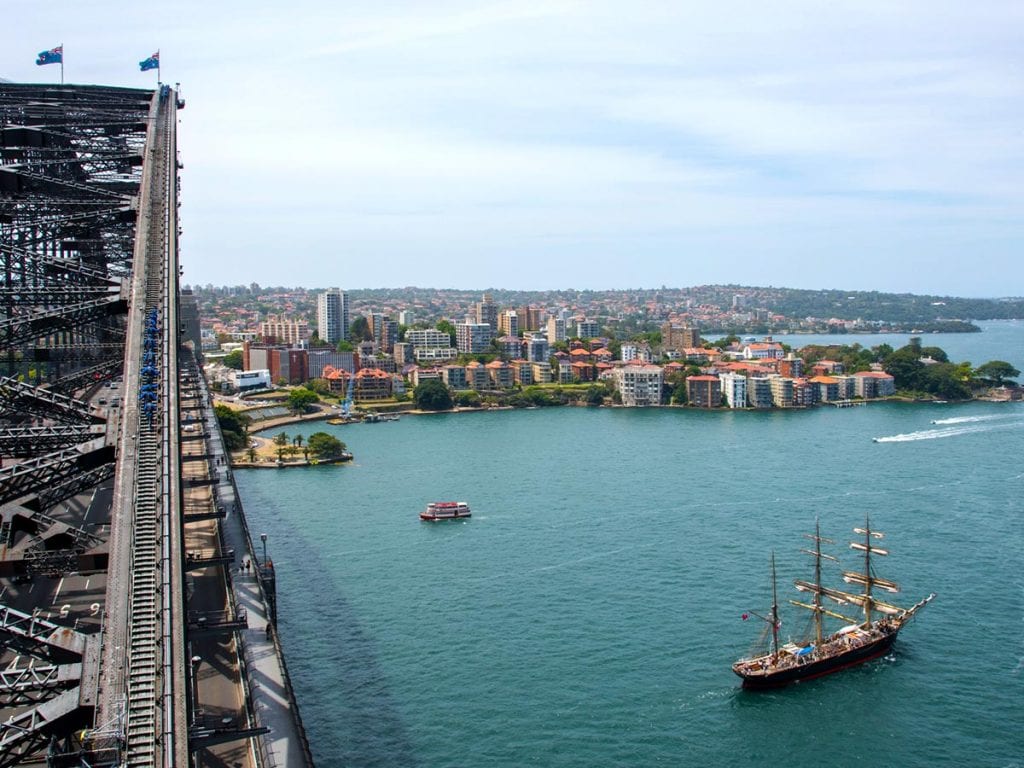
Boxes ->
[420,502,472,521]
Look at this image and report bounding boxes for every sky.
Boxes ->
[9,1,1024,296]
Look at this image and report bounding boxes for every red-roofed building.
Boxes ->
[355,367,392,400]
[854,371,895,398]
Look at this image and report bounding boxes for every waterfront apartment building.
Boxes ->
[441,365,468,390]
[720,372,747,408]
[687,375,721,408]
[612,363,664,407]
[768,375,794,407]
[456,322,493,353]
[398,310,414,326]
[510,360,533,386]
[577,320,600,339]
[355,368,392,400]
[661,323,700,351]
[854,371,895,398]
[259,315,309,345]
[747,376,773,408]
[316,288,349,344]
[465,361,490,390]
[486,360,514,389]
[531,361,553,384]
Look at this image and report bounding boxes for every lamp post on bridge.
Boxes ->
[260,533,267,568]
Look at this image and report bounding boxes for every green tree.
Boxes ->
[307,378,332,396]
[350,316,372,342]
[273,431,289,448]
[336,340,354,353]
[214,405,251,451]
[585,384,606,406]
[456,390,481,407]
[246,446,257,463]
[222,350,244,370]
[436,319,456,346]
[308,431,347,460]
[288,387,319,414]
[413,379,453,411]
[919,346,949,363]
[921,363,971,400]
[293,434,304,449]
[974,360,1020,386]
[883,347,926,391]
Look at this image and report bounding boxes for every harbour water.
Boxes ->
[235,324,1024,768]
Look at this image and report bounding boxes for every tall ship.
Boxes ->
[733,519,935,689]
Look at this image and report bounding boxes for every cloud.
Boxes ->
[12,0,1024,293]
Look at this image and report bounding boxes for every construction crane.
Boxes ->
[340,371,355,418]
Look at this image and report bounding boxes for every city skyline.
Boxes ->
[11,1,1023,297]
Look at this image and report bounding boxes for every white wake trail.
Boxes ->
[875,420,1024,443]
[930,414,1016,425]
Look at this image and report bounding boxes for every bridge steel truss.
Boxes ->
[0,84,190,766]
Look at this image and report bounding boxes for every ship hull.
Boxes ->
[735,630,898,689]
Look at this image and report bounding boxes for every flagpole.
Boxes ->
[157,50,161,84]
[60,43,64,85]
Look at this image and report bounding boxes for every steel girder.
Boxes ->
[0,688,83,768]
[0,376,101,424]
[0,424,105,455]
[0,662,81,706]
[0,441,114,507]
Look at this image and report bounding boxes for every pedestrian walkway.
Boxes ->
[198,377,313,767]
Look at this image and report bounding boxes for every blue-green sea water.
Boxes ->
[236,325,1024,768]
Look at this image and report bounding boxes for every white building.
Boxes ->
[316,288,349,344]
[230,369,272,393]
[406,328,453,349]
[414,347,458,363]
[719,372,747,408]
[612,363,664,407]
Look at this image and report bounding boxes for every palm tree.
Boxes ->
[246,447,257,463]
[293,434,304,449]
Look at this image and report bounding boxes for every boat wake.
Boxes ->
[874,420,1024,443]
[930,414,1016,425]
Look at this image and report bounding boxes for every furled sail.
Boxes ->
[842,571,900,593]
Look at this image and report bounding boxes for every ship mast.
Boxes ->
[791,520,841,644]
[770,551,779,658]
[847,515,901,626]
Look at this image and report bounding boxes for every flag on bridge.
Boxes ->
[36,45,63,66]
[139,51,159,72]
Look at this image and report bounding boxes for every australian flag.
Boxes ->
[139,52,159,72]
[36,46,63,66]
